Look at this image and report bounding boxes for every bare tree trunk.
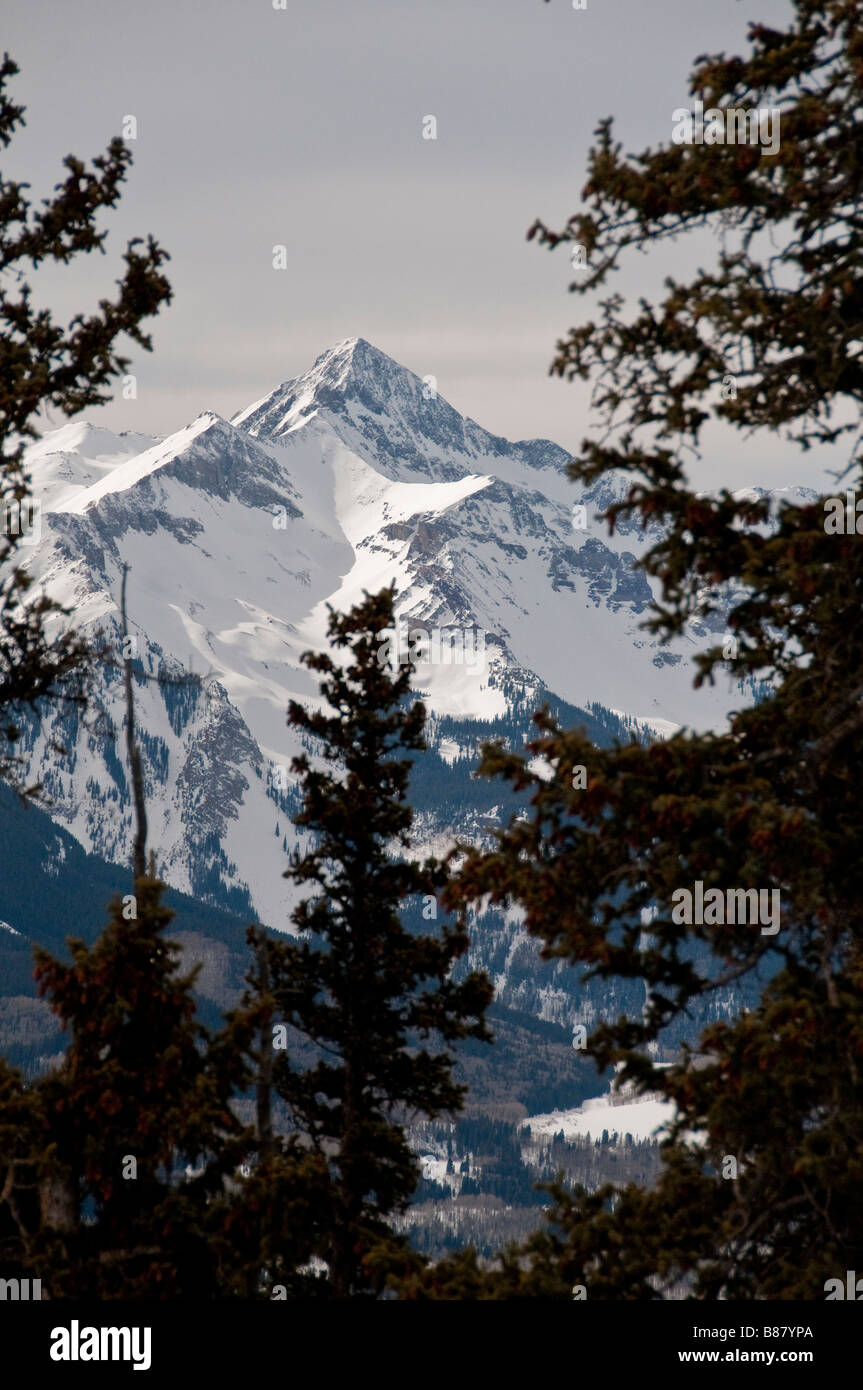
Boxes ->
[255,931,274,1164]
[120,563,147,881]
[40,1170,78,1233]
[243,929,275,1299]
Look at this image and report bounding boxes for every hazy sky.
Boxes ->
[5,0,833,490]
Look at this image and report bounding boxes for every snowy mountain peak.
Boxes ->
[27,420,154,463]
[232,336,431,444]
[232,337,573,489]
[309,334,384,384]
[13,335,802,927]
[55,411,240,515]
[25,421,161,512]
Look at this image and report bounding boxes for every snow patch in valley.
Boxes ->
[523,1091,675,1144]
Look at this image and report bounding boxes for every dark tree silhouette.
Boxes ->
[0,53,171,790]
[408,0,863,1300]
[252,586,493,1298]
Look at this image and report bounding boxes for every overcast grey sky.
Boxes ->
[6,0,832,490]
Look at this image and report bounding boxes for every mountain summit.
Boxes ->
[13,338,814,925]
[233,337,572,485]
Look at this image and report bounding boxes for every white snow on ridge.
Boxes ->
[56,413,225,514]
[11,336,782,923]
[608,708,681,740]
[25,421,160,512]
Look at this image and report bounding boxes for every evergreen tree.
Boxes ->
[213,926,331,1301]
[29,878,246,1298]
[0,54,171,785]
[0,1054,43,1280]
[416,0,863,1299]
[0,577,247,1298]
[258,586,492,1298]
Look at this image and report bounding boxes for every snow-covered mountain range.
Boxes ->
[15,337,816,936]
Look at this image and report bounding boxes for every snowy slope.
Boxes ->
[25,421,159,512]
[12,337,818,931]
